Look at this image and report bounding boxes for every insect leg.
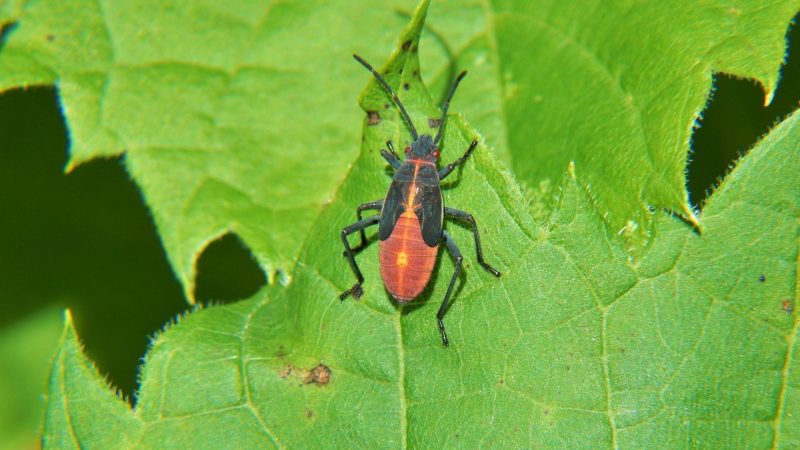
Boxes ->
[444,207,501,277]
[340,215,381,300]
[439,140,477,180]
[438,231,464,348]
[381,140,402,170]
[350,199,383,251]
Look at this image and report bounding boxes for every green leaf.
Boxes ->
[0,0,429,299]
[42,2,800,447]
[418,1,798,250]
[509,1,797,239]
[4,2,794,301]
[43,311,143,449]
[0,308,62,450]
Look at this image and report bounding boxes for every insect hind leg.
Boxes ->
[348,200,383,252]
[444,207,501,277]
[340,215,381,300]
[437,231,464,348]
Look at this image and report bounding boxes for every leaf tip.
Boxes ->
[183,279,198,305]
[681,203,703,233]
[567,160,577,179]
[63,308,74,326]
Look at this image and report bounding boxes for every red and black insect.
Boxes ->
[339,54,501,347]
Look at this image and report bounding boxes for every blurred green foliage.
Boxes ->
[0,4,797,449]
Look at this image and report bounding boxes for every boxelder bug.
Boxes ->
[339,54,501,347]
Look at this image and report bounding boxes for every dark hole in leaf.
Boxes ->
[759,274,766,283]
[0,87,188,400]
[403,82,410,91]
[194,233,266,305]
[402,39,412,51]
[688,12,800,207]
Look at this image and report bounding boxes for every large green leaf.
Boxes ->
[42,2,800,446]
[426,0,797,249]
[0,0,421,299]
[374,0,798,250]
[3,1,794,304]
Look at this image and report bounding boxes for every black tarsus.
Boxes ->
[340,215,381,300]
[445,207,502,277]
[433,70,468,146]
[438,231,463,347]
[439,140,478,180]
[353,54,418,140]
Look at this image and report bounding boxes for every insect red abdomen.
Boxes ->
[379,209,439,301]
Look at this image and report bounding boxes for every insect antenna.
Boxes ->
[433,70,467,146]
[353,54,419,140]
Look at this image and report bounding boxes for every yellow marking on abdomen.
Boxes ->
[396,251,409,267]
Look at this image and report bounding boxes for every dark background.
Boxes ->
[0,17,798,400]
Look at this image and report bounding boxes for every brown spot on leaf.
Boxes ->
[304,363,331,385]
[428,118,441,129]
[306,409,314,419]
[46,34,55,42]
[279,365,292,378]
[783,300,793,314]
[383,103,391,109]
[402,40,412,51]
[367,111,380,125]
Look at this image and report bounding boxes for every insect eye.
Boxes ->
[405,147,411,155]
[432,149,440,158]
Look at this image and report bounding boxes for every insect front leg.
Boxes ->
[340,215,381,300]
[381,140,402,170]
[348,200,383,252]
[445,207,501,277]
[438,140,477,180]
[438,231,464,348]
